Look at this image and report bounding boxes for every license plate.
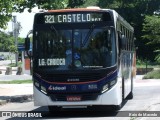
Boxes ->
[67,96,81,101]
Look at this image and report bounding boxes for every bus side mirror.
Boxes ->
[25,37,30,51]
[120,35,126,49]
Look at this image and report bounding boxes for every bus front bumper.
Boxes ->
[33,81,122,107]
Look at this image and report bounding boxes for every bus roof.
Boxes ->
[37,7,133,31]
[47,8,103,13]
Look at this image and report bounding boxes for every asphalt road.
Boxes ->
[0,79,160,120]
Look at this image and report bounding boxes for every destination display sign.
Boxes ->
[35,12,112,24]
[44,13,102,23]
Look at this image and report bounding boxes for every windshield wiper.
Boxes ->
[51,25,58,39]
[82,24,95,47]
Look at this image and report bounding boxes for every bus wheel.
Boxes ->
[48,106,60,113]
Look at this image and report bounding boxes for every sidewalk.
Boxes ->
[0,63,33,105]
[0,65,32,81]
[134,75,160,87]
[0,84,33,105]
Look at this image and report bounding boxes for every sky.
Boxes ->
[5,7,40,38]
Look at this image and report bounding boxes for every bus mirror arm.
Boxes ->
[25,37,30,51]
[25,30,33,59]
[25,37,32,59]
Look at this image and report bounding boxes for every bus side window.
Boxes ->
[118,31,126,51]
[118,32,122,54]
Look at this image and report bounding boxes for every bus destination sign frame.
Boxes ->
[44,13,102,23]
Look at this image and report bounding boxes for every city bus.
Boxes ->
[25,6,136,112]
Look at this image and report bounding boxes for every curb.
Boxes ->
[0,94,33,105]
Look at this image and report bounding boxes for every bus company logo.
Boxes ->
[67,78,80,82]
[48,85,52,90]
[48,85,66,91]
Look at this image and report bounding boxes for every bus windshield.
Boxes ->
[34,26,116,70]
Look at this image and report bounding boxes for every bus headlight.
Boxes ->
[110,79,117,86]
[101,79,117,93]
[102,83,109,93]
[41,85,47,94]
[34,81,40,88]
[34,79,47,95]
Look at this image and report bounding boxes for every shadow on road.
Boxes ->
[6,100,128,119]
[6,106,126,120]
[30,107,119,119]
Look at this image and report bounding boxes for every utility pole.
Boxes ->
[12,16,20,66]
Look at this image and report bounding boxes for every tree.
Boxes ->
[16,0,68,12]
[0,0,69,29]
[142,15,160,62]
[143,15,160,45]
[68,0,85,8]
[0,0,13,29]
[0,0,25,29]
[0,31,17,53]
[15,0,86,11]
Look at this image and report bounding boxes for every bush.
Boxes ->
[143,70,160,79]
[136,59,146,66]
[155,51,160,64]
[8,62,22,67]
[136,59,160,68]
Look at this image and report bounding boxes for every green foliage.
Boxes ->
[143,70,160,79]
[0,0,68,29]
[155,50,160,63]
[0,0,24,29]
[8,62,22,67]
[0,80,32,84]
[18,37,25,44]
[68,0,85,8]
[0,30,25,53]
[142,15,160,63]
[80,0,98,7]
[0,31,17,53]
[16,0,68,12]
[136,59,146,66]
[0,0,13,29]
[142,15,160,45]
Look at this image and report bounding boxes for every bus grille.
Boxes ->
[49,93,99,101]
